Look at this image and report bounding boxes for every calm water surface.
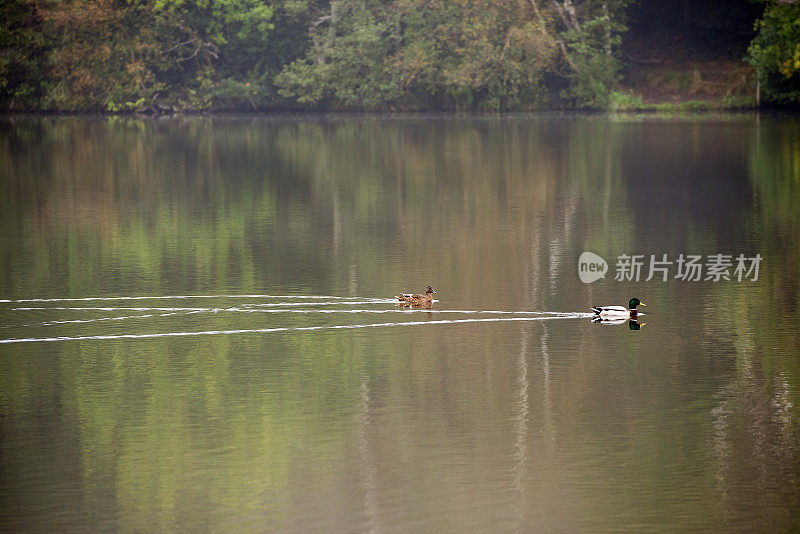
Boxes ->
[0,114,798,532]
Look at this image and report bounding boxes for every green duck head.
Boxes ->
[628,297,645,310]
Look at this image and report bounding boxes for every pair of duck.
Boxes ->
[395,288,645,319]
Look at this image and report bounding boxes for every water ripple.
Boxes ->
[0,315,591,344]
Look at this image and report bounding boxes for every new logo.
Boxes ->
[578,252,608,283]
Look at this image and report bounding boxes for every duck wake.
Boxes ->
[0,294,592,344]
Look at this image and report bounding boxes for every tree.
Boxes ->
[2,0,634,111]
[387,0,556,110]
[547,0,628,108]
[275,0,401,109]
[275,0,627,110]
[152,0,275,109]
[748,1,800,105]
[38,0,163,111]
[0,0,50,110]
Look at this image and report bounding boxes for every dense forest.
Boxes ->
[0,0,798,112]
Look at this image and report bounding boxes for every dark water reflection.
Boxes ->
[0,114,798,531]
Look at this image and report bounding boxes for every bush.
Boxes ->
[609,90,643,111]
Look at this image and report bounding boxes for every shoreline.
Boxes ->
[1,105,789,118]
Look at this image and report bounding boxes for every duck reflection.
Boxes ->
[592,317,644,330]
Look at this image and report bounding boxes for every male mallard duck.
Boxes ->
[591,297,645,319]
[396,286,436,306]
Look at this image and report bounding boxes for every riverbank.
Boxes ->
[0,52,763,116]
[614,37,757,112]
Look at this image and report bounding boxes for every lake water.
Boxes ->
[0,114,798,532]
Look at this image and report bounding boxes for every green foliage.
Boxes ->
[651,100,712,113]
[276,0,560,110]
[556,1,628,108]
[0,0,51,109]
[720,94,755,109]
[149,0,276,109]
[3,0,771,111]
[0,0,279,112]
[747,1,800,104]
[275,58,328,106]
[4,0,633,111]
[609,90,643,111]
[39,0,165,111]
[276,0,402,109]
[563,52,619,108]
[153,0,274,68]
[105,96,147,113]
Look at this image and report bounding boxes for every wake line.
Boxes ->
[9,301,398,311]
[6,310,205,329]
[223,307,580,316]
[11,307,213,312]
[0,294,383,303]
[7,306,581,316]
[227,300,401,307]
[0,315,592,344]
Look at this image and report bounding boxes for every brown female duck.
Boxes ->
[396,286,436,306]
